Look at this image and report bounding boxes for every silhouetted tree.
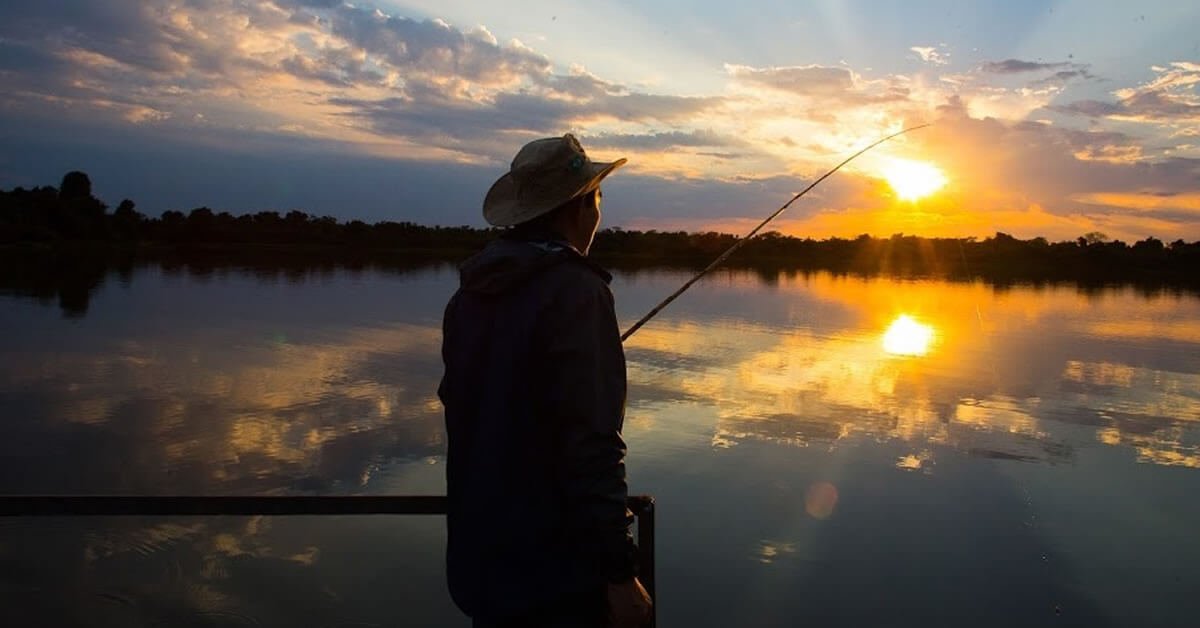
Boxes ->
[111,198,143,240]
[3,173,1200,288]
[114,199,136,217]
[58,171,92,201]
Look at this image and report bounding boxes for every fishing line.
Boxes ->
[620,124,932,342]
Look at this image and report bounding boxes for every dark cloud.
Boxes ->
[0,108,799,229]
[0,1,285,128]
[328,89,721,160]
[1052,99,1124,117]
[0,39,78,105]
[582,130,740,151]
[0,116,497,224]
[5,95,1200,239]
[543,71,622,99]
[1047,62,1199,126]
[1053,91,1200,123]
[1121,90,1200,119]
[0,0,557,124]
[279,52,383,87]
[614,172,814,222]
[0,0,723,167]
[1030,68,1098,88]
[0,39,65,76]
[0,1,289,78]
[982,59,1072,74]
[1053,127,1136,148]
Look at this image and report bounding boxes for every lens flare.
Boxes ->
[805,482,839,519]
[882,314,934,356]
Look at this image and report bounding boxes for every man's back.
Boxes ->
[439,235,634,621]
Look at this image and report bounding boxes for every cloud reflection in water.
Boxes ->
[0,321,448,494]
[623,272,1200,471]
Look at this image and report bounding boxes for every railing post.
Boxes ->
[629,494,656,628]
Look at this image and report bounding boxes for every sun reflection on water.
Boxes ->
[882,314,935,356]
[623,272,1200,470]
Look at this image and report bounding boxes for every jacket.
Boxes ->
[438,234,635,619]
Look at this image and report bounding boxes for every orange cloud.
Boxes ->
[1071,192,1200,213]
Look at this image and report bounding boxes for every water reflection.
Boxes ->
[2,514,458,627]
[623,272,1200,472]
[0,280,451,495]
[882,314,935,356]
[2,261,1200,626]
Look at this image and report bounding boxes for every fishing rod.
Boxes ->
[620,123,932,342]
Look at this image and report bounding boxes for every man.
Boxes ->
[439,134,652,628]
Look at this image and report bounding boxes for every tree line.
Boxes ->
[3,171,1200,284]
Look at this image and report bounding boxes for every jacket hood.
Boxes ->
[458,237,578,296]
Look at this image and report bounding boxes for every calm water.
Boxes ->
[2,262,1199,627]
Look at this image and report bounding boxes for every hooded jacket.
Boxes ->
[438,234,635,619]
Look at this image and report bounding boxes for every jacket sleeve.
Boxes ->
[541,274,636,584]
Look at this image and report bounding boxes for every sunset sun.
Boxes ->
[882,159,948,202]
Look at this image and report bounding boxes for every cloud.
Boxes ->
[720,63,907,112]
[1054,62,1200,124]
[0,0,730,167]
[1054,99,1123,117]
[1071,143,1145,164]
[720,100,1200,241]
[0,315,452,494]
[0,0,1198,239]
[910,45,949,66]
[1030,68,1098,88]
[1117,91,1200,122]
[0,1,557,124]
[725,63,910,104]
[1071,191,1200,214]
[327,89,721,161]
[278,50,384,87]
[982,59,1072,74]
[583,130,740,151]
[727,63,856,93]
[315,2,552,87]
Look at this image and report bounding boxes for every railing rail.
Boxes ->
[0,494,656,626]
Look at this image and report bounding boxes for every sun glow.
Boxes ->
[882,159,948,201]
[882,314,935,356]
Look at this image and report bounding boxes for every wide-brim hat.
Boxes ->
[483,133,626,227]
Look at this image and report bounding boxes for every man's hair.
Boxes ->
[510,191,594,237]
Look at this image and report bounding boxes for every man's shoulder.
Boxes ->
[541,251,613,298]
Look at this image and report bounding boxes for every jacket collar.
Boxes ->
[501,230,612,284]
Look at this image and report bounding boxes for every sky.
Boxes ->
[0,0,1198,241]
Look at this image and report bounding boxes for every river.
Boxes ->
[1,261,1198,627]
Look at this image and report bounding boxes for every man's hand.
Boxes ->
[607,577,652,627]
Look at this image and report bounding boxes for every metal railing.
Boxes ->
[0,494,656,626]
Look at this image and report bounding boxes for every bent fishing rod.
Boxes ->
[620,123,931,342]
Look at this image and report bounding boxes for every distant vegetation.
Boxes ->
[4,171,1200,287]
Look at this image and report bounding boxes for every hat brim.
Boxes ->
[483,158,627,227]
